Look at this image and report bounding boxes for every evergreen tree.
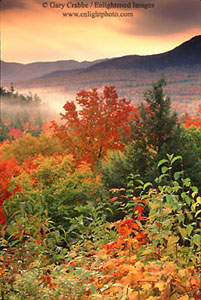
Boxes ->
[10,82,15,93]
[101,79,201,191]
[130,78,178,152]
[128,78,179,177]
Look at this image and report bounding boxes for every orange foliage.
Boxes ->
[0,158,22,224]
[60,215,200,299]
[52,86,134,166]
[183,105,201,128]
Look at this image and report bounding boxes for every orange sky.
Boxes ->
[1,0,201,63]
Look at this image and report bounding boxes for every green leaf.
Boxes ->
[174,172,181,181]
[185,196,192,206]
[157,174,169,183]
[106,207,113,214]
[187,224,193,236]
[191,186,198,193]
[167,154,174,161]
[178,227,187,239]
[191,234,201,248]
[166,186,173,193]
[136,179,144,185]
[162,166,168,174]
[182,178,191,187]
[166,194,174,204]
[171,155,182,165]
[75,268,83,276]
[158,159,168,168]
[143,182,152,190]
[90,284,96,293]
[181,192,186,199]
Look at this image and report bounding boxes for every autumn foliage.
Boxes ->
[52,86,134,166]
[0,158,21,224]
[183,105,201,129]
[0,83,201,299]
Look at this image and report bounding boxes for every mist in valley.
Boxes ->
[1,87,77,123]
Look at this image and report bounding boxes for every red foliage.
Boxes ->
[8,128,23,139]
[183,105,201,128]
[40,273,55,287]
[108,197,118,203]
[52,86,134,166]
[134,204,144,214]
[0,158,22,224]
[0,207,6,224]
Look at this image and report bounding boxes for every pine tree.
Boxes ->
[131,78,178,153]
[125,78,179,178]
[101,79,179,187]
[101,79,201,191]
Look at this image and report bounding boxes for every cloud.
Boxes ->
[0,0,28,10]
[120,0,201,36]
[0,0,42,11]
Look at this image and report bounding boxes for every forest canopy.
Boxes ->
[0,80,201,299]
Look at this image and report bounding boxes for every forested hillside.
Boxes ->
[12,36,201,116]
[0,80,201,299]
[2,36,201,116]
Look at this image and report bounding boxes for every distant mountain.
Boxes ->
[85,35,201,71]
[0,58,107,84]
[3,36,201,115]
[37,35,201,81]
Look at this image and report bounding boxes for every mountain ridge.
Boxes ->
[2,35,201,85]
[85,35,201,71]
[0,58,107,84]
[2,35,201,116]
[33,35,201,82]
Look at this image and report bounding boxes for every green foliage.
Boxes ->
[0,213,68,299]
[66,202,117,246]
[4,155,107,233]
[101,150,131,189]
[176,126,201,189]
[185,126,201,157]
[4,267,55,300]
[130,78,178,152]
[101,79,180,189]
[0,260,99,300]
[1,153,200,299]
[141,154,201,265]
[101,80,201,192]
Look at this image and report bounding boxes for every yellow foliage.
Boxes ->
[164,207,172,214]
[178,269,187,278]
[196,196,201,204]
[155,281,165,292]
[141,282,152,291]
[0,132,64,164]
[179,295,190,300]
[167,236,180,246]
[12,170,33,190]
[1,134,38,163]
